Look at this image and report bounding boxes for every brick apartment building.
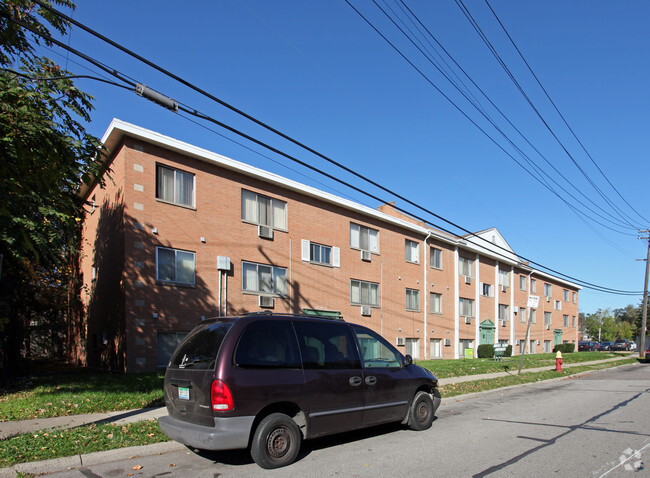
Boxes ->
[74,119,580,372]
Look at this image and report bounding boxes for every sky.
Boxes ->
[36,0,650,314]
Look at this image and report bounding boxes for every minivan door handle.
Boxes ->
[349,376,362,386]
[365,376,377,386]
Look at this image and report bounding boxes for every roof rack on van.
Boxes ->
[244,311,345,321]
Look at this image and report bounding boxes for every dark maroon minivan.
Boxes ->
[159,313,441,469]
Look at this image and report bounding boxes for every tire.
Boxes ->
[250,413,302,469]
[408,391,434,431]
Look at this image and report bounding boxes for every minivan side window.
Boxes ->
[293,322,361,370]
[353,326,402,368]
[234,321,301,368]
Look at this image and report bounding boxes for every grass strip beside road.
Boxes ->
[0,420,169,468]
[438,357,638,398]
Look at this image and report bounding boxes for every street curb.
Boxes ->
[1,441,185,476]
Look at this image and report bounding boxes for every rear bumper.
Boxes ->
[159,414,255,451]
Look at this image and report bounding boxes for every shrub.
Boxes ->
[477,344,494,358]
[505,345,513,357]
[553,343,575,354]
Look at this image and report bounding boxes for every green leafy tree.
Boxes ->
[0,0,106,378]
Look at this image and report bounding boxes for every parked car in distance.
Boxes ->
[158,313,441,469]
[599,341,614,351]
[645,342,650,361]
[578,341,599,351]
[612,339,632,351]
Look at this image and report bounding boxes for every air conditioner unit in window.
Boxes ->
[546,296,551,302]
[464,276,471,285]
[361,305,372,316]
[361,250,372,262]
[536,340,541,345]
[501,320,507,327]
[396,337,405,346]
[464,316,472,324]
[444,338,451,346]
[259,296,274,308]
[546,324,550,330]
[501,285,507,293]
[258,225,274,239]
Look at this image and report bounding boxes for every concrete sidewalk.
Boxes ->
[0,355,637,477]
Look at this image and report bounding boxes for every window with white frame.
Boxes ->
[554,300,562,310]
[531,279,537,293]
[406,289,419,311]
[563,289,569,301]
[241,189,287,230]
[498,304,509,321]
[499,270,509,288]
[301,240,339,267]
[156,247,195,285]
[350,279,379,306]
[405,240,419,263]
[430,292,442,314]
[481,283,493,297]
[544,283,552,297]
[520,275,527,291]
[459,297,474,317]
[572,292,577,303]
[530,309,537,323]
[350,223,379,253]
[242,261,287,296]
[430,247,442,269]
[563,314,569,327]
[544,312,552,325]
[520,307,526,323]
[156,164,195,208]
[459,257,474,278]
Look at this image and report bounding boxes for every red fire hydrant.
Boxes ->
[555,350,563,372]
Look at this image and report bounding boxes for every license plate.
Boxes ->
[178,386,190,400]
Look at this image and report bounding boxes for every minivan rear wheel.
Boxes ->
[250,413,302,469]
[408,391,434,431]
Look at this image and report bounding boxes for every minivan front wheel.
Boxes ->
[408,391,434,431]
[251,413,302,469]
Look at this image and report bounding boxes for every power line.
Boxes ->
[5,5,642,296]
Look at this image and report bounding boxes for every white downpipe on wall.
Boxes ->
[474,253,480,354]
[494,261,499,343]
[454,247,459,359]
[423,232,432,360]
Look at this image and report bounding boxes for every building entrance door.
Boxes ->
[479,320,495,345]
[554,329,562,346]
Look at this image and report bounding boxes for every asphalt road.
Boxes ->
[42,363,650,477]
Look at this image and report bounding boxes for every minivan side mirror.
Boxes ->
[403,354,412,366]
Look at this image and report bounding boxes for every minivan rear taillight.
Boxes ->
[211,379,234,411]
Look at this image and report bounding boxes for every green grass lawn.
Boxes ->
[0,369,164,422]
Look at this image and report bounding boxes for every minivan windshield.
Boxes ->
[169,322,232,369]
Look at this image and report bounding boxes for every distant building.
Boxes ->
[73,119,580,372]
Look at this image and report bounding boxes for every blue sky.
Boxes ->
[45,0,649,314]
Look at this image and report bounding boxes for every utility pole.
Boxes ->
[638,231,650,359]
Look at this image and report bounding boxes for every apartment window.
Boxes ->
[430,292,442,314]
[498,304,509,322]
[406,289,419,311]
[459,298,475,317]
[544,312,552,326]
[301,240,339,267]
[405,240,419,263]
[572,316,576,327]
[531,279,537,293]
[242,261,287,296]
[156,164,195,208]
[498,270,509,288]
[459,257,474,278]
[520,275,527,291]
[572,292,577,303]
[563,289,569,302]
[544,340,552,353]
[156,247,195,285]
[563,315,569,327]
[481,283,493,297]
[241,189,287,230]
[430,247,442,269]
[530,309,537,324]
[351,279,380,306]
[554,300,562,311]
[350,223,379,253]
[544,283,552,297]
[520,307,526,323]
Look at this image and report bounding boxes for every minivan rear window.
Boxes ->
[169,322,232,369]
